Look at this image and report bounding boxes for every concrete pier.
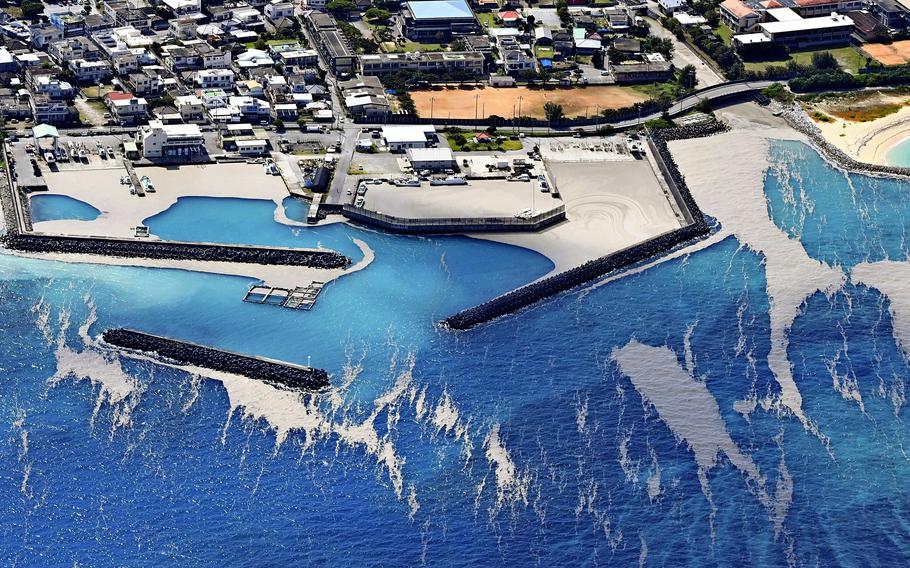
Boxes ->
[441,124,725,330]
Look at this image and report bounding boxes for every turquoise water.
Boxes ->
[3,141,910,565]
[886,135,910,167]
[29,194,101,223]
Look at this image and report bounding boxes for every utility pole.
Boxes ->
[431,97,435,121]
[474,93,479,122]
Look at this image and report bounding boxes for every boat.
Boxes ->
[429,176,467,186]
[393,178,420,187]
[139,175,155,193]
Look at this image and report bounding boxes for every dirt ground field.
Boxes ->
[410,86,647,119]
[863,41,910,65]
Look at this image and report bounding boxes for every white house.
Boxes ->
[139,120,205,158]
[195,68,236,89]
[175,94,207,123]
[382,125,437,152]
[264,1,294,20]
[228,95,271,119]
[657,0,686,15]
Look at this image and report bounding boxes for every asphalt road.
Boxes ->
[645,12,724,89]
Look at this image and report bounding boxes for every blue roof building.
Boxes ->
[402,0,480,40]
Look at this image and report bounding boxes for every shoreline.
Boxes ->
[812,103,910,166]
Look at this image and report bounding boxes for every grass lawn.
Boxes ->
[715,24,732,46]
[446,131,523,152]
[477,12,499,28]
[630,81,683,99]
[592,0,616,5]
[243,39,297,48]
[744,46,865,74]
[80,84,114,99]
[3,7,22,17]
[401,41,445,52]
[536,45,554,59]
[87,100,108,113]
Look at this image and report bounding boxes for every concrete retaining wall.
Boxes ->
[342,204,567,234]
[102,328,330,391]
[441,123,726,331]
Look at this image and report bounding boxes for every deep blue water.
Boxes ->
[29,194,101,223]
[3,141,910,566]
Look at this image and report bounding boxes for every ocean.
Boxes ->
[1,139,909,566]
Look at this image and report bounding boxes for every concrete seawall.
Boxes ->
[342,205,567,234]
[441,123,726,331]
[102,328,330,391]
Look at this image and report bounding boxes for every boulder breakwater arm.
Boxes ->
[441,123,726,331]
[102,328,330,391]
[1,233,350,269]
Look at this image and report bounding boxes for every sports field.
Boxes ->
[863,41,910,65]
[410,86,647,119]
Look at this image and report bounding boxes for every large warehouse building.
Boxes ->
[400,0,480,40]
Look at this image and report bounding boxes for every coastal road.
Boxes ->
[645,12,724,89]
[326,125,360,206]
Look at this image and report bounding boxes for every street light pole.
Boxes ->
[431,97,435,121]
[474,94,479,122]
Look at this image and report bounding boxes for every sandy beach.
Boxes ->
[813,106,910,165]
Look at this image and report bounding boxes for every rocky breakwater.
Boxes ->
[102,328,330,391]
[442,122,726,331]
[0,233,350,269]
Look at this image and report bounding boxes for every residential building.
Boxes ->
[273,47,320,68]
[868,0,910,29]
[302,0,327,10]
[610,61,674,83]
[315,30,357,75]
[30,94,74,124]
[720,0,761,32]
[400,0,480,40]
[161,0,202,16]
[359,51,485,76]
[236,48,274,70]
[126,70,165,97]
[340,75,389,121]
[70,59,113,83]
[657,0,686,14]
[195,68,236,89]
[30,25,64,49]
[265,1,295,20]
[48,12,86,37]
[139,120,205,158]
[106,92,147,124]
[32,75,75,99]
[229,95,271,119]
[502,50,534,75]
[175,94,207,122]
[48,37,102,64]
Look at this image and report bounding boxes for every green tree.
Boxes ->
[592,49,604,69]
[273,118,285,130]
[544,101,565,121]
[364,7,391,22]
[811,51,839,71]
[677,64,697,90]
[325,0,357,16]
[20,0,43,19]
[556,0,570,26]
